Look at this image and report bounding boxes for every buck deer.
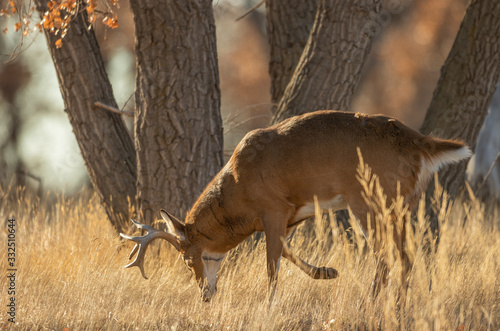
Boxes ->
[121,110,471,302]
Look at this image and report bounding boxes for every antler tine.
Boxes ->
[128,243,139,260]
[123,242,149,279]
[120,218,180,280]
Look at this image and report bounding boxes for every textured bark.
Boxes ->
[130,0,224,224]
[272,0,382,124]
[36,0,137,234]
[420,0,500,200]
[265,0,319,113]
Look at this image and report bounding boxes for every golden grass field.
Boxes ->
[0,181,499,330]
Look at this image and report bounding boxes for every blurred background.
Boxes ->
[0,0,471,195]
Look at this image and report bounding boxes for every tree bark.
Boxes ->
[420,0,500,201]
[265,0,319,114]
[272,0,382,124]
[130,0,224,224]
[36,0,137,234]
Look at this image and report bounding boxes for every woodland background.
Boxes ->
[0,0,490,197]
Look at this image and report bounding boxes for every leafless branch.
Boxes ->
[475,151,500,196]
[94,101,134,117]
[235,0,265,22]
[16,170,43,196]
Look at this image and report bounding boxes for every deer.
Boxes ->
[120,110,472,302]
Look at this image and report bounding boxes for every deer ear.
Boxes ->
[160,209,186,241]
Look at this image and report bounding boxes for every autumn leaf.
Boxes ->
[42,18,50,30]
[14,22,22,32]
[86,0,97,14]
[9,1,16,14]
[2,28,8,34]
[61,0,77,10]
[103,16,118,29]
[53,16,63,29]
[55,38,63,48]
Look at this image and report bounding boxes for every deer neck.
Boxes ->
[186,170,253,253]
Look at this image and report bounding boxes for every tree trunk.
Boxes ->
[272,0,382,124]
[420,0,500,210]
[130,0,224,224]
[36,0,137,234]
[265,0,319,114]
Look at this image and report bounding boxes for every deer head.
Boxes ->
[120,210,225,301]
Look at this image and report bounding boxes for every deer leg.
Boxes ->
[281,225,338,279]
[371,225,390,298]
[372,214,412,300]
[372,255,389,298]
[281,240,338,279]
[262,211,289,301]
[392,218,411,306]
[346,200,390,298]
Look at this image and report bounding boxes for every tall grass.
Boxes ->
[0,182,498,330]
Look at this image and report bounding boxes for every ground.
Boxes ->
[0,185,498,330]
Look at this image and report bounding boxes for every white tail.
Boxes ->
[121,110,472,301]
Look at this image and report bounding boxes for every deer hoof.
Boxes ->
[312,267,338,279]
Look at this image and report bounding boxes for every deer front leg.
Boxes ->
[262,211,289,301]
[281,240,338,279]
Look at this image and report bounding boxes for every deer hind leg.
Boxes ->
[372,214,411,300]
[392,217,411,305]
[371,225,392,298]
[372,255,389,298]
[345,200,389,298]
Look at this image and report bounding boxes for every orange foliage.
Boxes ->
[9,1,16,14]
[103,15,118,29]
[0,0,121,47]
[86,0,97,24]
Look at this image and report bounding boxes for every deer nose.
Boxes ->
[201,284,216,302]
[201,289,212,302]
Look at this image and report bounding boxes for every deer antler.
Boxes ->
[120,219,181,279]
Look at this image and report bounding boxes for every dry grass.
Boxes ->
[0,183,499,331]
